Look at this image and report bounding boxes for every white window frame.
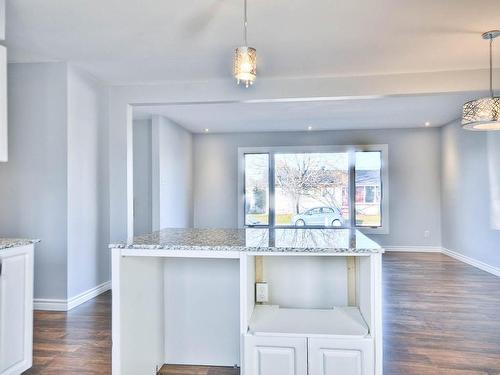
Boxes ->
[237,145,389,235]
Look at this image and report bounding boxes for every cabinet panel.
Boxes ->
[0,45,6,162]
[308,338,373,375]
[0,0,4,41]
[0,247,33,375]
[244,335,307,375]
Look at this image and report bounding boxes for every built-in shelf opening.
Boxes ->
[244,254,374,338]
[249,305,369,337]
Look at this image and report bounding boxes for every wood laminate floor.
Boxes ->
[23,252,500,375]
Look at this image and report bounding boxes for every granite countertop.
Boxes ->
[0,238,40,250]
[110,228,383,254]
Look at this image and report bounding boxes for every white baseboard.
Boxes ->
[34,281,111,311]
[33,298,68,311]
[383,246,442,253]
[67,281,112,310]
[441,248,500,277]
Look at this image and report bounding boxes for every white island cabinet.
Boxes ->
[110,228,383,375]
[0,239,37,375]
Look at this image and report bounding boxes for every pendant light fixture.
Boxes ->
[233,0,256,87]
[462,30,500,131]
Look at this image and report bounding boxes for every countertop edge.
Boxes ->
[108,243,384,254]
[0,239,41,250]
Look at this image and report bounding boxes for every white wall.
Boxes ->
[133,119,153,236]
[164,258,240,366]
[0,63,69,299]
[441,121,500,268]
[193,128,442,247]
[264,256,348,308]
[67,66,109,299]
[151,115,193,230]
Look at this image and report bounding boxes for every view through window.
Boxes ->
[355,151,382,227]
[244,153,269,226]
[275,153,349,227]
[244,148,384,229]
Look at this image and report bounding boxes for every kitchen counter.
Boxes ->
[111,228,384,375]
[0,238,40,250]
[109,228,383,254]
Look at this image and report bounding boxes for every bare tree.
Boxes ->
[275,154,347,214]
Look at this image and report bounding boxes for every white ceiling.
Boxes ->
[6,0,500,84]
[133,92,481,133]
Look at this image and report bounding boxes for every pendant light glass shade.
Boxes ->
[462,97,500,130]
[233,46,256,87]
[233,0,256,87]
[462,30,500,131]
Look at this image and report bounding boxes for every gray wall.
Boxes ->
[133,119,153,236]
[152,115,193,230]
[67,66,109,299]
[0,63,69,299]
[0,62,110,302]
[193,128,442,247]
[441,121,500,268]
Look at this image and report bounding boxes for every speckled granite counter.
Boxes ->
[109,228,383,254]
[0,238,40,250]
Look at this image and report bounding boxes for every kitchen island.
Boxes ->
[0,239,38,375]
[110,228,383,375]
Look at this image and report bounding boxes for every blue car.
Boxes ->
[292,207,344,227]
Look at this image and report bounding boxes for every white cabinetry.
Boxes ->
[244,335,307,375]
[241,252,382,375]
[245,336,374,375]
[308,338,374,375]
[0,245,34,375]
[0,45,6,162]
[110,229,383,375]
[0,0,6,162]
[0,0,4,40]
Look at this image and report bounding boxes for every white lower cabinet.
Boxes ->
[0,245,34,375]
[244,335,308,375]
[245,336,373,375]
[308,338,374,375]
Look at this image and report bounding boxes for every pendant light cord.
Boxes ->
[244,0,248,46]
[490,36,493,98]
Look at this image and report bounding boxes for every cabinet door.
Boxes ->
[308,338,374,375]
[244,335,307,375]
[0,246,34,375]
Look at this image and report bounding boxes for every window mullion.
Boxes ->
[269,152,275,228]
[348,150,356,229]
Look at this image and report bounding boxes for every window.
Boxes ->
[244,154,269,226]
[275,152,349,226]
[240,145,388,233]
[355,151,382,227]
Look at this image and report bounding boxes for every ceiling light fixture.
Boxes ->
[233,0,256,88]
[462,30,500,131]
[307,125,313,131]
[425,121,430,127]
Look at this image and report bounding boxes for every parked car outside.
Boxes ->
[292,207,344,227]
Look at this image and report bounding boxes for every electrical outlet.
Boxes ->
[256,282,268,303]
[424,230,430,238]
